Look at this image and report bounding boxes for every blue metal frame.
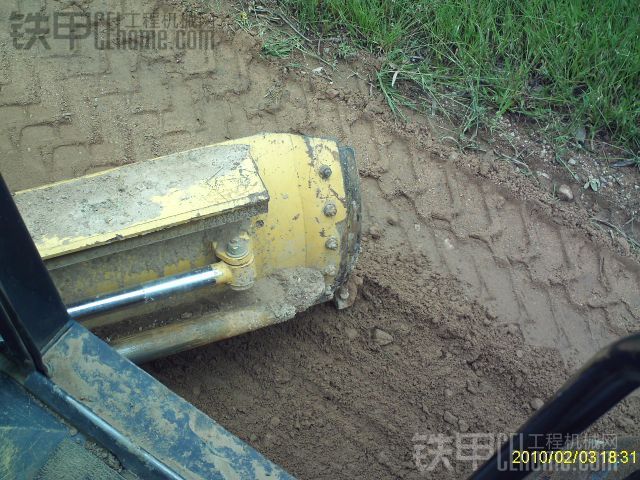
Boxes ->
[34,321,293,479]
[0,177,70,366]
[0,173,294,479]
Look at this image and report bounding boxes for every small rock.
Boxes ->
[574,126,587,144]
[617,237,631,256]
[466,380,478,394]
[376,450,392,466]
[181,311,193,319]
[557,184,574,202]
[443,411,458,425]
[530,397,544,410]
[365,100,384,115]
[368,224,382,239]
[262,432,276,448]
[444,388,453,398]
[614,416,635,431]
[270,416,281,427]
[275,369,292,384]
[386,214,399,226]
[536,171,553,192]
[345,327,358,341]
[479,161,491,177]
[458,419,469,433]
[396,322,410,335]
[568,158,577,166]
[515,349,524,358]
[326,88,339,99]
[372,328,393,346]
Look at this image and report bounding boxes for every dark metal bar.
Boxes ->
[0,175,70,369]
[67,264,227,320]
[469,333,640,480]
[0,289,38,370]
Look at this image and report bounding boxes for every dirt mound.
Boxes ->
[147,246,636,479]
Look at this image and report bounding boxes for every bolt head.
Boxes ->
[226,238,248,257]
[325,237,338,250]
[338,286,350,300]
[319,165,332,179]
[323,202,337,217]
[324,264,337,276]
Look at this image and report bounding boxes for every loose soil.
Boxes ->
[1,1,638,478]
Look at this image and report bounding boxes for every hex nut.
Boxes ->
[323,203,337,217]
[324,264,337,276]
[226,238,248,257]
[325,237,338,250]
[319,165,332,179]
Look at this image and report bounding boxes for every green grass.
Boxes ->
[278,0,640,153]
[262,33,302,57]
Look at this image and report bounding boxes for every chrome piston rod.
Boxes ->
[66,264,227,320]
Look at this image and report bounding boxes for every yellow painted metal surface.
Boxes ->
[16,134,359,329]
[15,144,268,260]
[222,134,347,284]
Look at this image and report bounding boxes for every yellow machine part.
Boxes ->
[20,143,269,261]
[239,134,354,280]
[14,133,361,359]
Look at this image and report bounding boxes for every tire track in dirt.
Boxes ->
[1,1,638,478]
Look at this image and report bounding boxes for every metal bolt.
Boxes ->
[325,237,338,250]
[338,286,350,300]
[319,165,332,179]
[323,202,337,217]
[226,238,248,258]
[324,264,337,276]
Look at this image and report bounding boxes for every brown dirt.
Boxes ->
[1,1,639,478]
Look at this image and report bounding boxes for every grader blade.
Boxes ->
[15,133,361,363]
